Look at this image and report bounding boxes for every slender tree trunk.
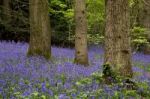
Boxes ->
[28,0,51,59]
[74,0,89,65]
[104,0,133,77]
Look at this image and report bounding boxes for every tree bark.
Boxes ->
[28,0,51,59]
[104,0,133,77]
[74,0,89,65]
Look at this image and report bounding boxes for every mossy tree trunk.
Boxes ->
[74,0,89,65]
[104,0,133,77]
[28,0,51,59]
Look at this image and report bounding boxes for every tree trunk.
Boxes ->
[28,0,51,59]
[104,0,133,77]
[74,0,89,65]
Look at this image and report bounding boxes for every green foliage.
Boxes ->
[49,0,105,45]
[136,82,150,97]
[60,73,66,85]
[103,64,113,77]
[145,64,150,72]
[88,34,104,44]
[0,0,29,42]
[91,71,103,83]
[49,0,74,46]
[129,0,144,27]
[76,78,92,86]
[0,0,150,52]
[131,26,149,51]
[2,70,150,98]
[87,0,105,34]
[72,66,150,98]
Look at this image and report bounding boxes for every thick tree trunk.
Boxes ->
[28,0,51,59]
[104,0,133,77]
[74,0,89,65]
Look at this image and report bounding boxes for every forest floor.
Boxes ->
[0,41,150,98]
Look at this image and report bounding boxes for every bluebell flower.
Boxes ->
[0,42,150,98]
[58,94,70,99]
[41,82,47,92]
[48,90,53,96]
[22,91,31,97]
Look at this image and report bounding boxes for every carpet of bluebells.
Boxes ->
[0,41,150,99]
